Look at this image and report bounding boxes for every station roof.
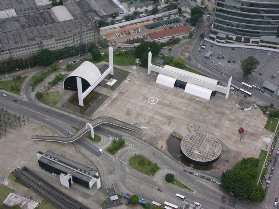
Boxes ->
[148,26,191,40]
[51,6,74,22]
[38,150,98,183]
[66,61,102,86]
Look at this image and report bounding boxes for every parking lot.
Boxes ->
[198,41,279,90]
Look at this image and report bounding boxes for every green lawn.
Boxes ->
[264,117,278,132]
[36,200,56,209]
[0,76,26,95]
[167,177,193,192]
[65,63,82,71]
[257,150,268,182]
[36,91,61,106]
[129,155,160,176]
[8,172,25,187]
[106,139,125,155]
[0,184,14,208]
[103,52,136,66]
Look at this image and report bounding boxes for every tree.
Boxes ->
[154,206,164,209]
[91,45,102,62]
[36,49,55,66]
[200,33,205,39]
[129,195,139,204]
[97,20,108,27]
[144,202,151,209]
[241,56,260,77]
[135,41,161,67]
[165,173,174,183]
[190,6,204,26]
[151,7,159,15]
[221,157,265,202]
[178,7,182,15]
[188,31,193,38]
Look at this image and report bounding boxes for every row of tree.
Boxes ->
[221,157,265,202]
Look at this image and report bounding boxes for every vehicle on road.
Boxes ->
[158,188,162,192]
[2,94,6,97]
[99,148,104,154]
[274,198,278,206]
[164,201,178,209]
[194,202,201,206]
[68,131,72,136]
[175,194,185,200]
[152,201,161,206]
[13,99,17,102]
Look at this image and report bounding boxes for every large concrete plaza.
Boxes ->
[93,66,273,174]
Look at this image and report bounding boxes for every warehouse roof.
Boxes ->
[51,6,74,22]
[148,26,191,40]
[66,61,102,86]
[34,0,51,7]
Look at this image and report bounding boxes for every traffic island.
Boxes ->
[165,173,193,192]
[129,155,160,176]
[106,138,125,155]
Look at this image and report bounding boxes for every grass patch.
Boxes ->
[36,91,60,106]
[103,51,136,66]
[257,150,268,181]
[258,105,269,114]
[167,177,193,192]
[89,135,102,142]
[65,62,82,71]
[264,117,278,132]
[106,139,125,155]
[0,184,14,208]
[170,131,183,140]
[129,155,160,176]
[0,76,26,95]
[8,172,25,187]
[35,200,56,209]
[32,64,59,90]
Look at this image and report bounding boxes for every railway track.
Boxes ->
[14,167,89,209]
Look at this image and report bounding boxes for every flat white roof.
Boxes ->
[35,0,51,6]
[0,9,17,19]
[164,65,218,86]
[51,6,74,22]
[185,83,212,100]
[66,61,102,86]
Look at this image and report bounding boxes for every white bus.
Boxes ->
[239,88,252,96]
[164,206,173,209]
[241,82,252,89]
[231,84,240,91]
[152,201,161,206]
[175,194,185,200]
[164,201,178,209]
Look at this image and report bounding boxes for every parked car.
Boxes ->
[274,197,278,206]
[2,94,6,97]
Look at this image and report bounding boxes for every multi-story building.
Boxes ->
[212,0,279,42]
[0,0,121,61]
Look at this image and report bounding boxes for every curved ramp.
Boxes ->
[32,117,141,143]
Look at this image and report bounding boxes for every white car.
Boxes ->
[274,198,278,206]
[99,148,104,154]
[2,94,6,97]
[194,202,201,206]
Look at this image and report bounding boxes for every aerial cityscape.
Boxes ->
[0,0,279,209]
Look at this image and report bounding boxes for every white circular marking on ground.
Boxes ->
[148,97,158,104]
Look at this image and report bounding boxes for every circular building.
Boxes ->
[180,132,222,165]
[237,98,253,111]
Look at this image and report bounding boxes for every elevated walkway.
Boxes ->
[32,117,141,143]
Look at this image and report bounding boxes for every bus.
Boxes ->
[175,194,185,200]
[231,84,240,91]
[164,206,173,209]
[241,82,252,89]
[152,201,161,206]
[239,88,252,96]
[164,201,179,209]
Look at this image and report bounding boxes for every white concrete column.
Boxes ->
[225,77,232,99]
[86,123,94,139]
[109,47,114,75]
[148,51,152,74]
[76,77,84,106]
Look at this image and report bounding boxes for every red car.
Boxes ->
[158,188,162,192]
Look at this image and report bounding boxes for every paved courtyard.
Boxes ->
[93,66,273,175]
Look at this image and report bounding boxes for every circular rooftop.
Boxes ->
[180,132,222,165]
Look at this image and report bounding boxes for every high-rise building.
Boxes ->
[212,0,279,38]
